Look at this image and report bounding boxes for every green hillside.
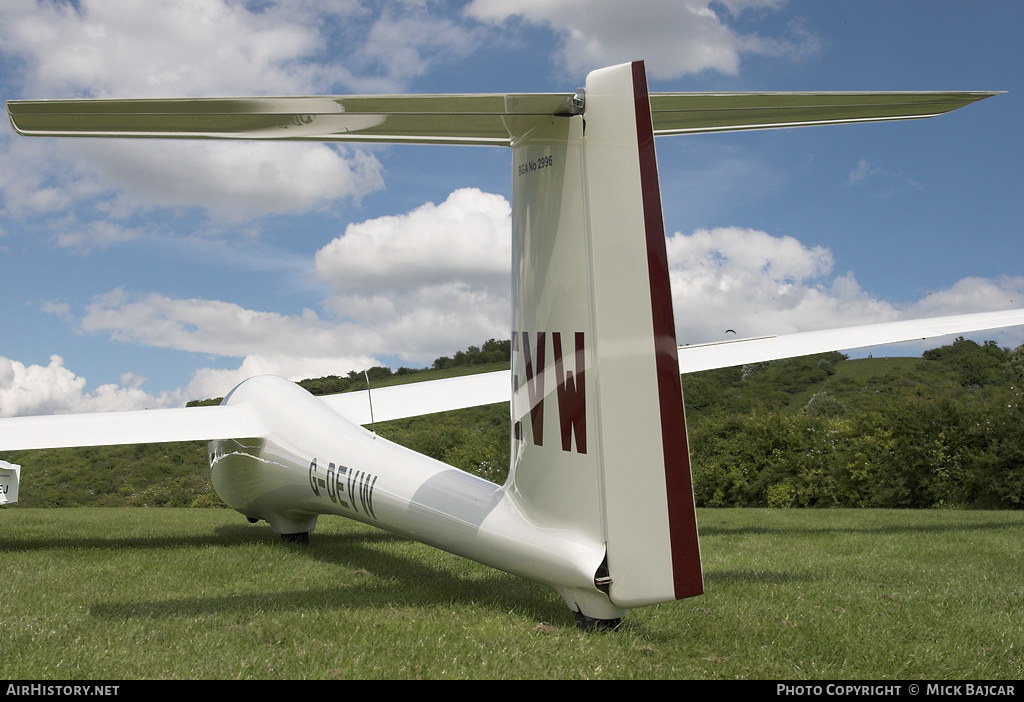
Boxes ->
[684,338,1024,509]
[3,336,1022,510]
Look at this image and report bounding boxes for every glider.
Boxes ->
[4,61,1023,629]
[0,460,19,506]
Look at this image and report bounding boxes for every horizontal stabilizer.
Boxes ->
[6,94,579,146]
[7,91,998,145]
[678,308,1024,373]
[649,91,1001,135]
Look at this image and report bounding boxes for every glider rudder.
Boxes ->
[508,61,703,617]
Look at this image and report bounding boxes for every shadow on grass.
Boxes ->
[4,517,573,626]
[0,522,279,553]
[87,573,566,626]
[11,508,1020,632]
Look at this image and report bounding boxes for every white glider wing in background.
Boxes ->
[0,370,512,452]
[0,403,268,452]
[3,63,1021,629]
[317,371,510,425]
[677,308,1024,374]
[7,302,1023,449]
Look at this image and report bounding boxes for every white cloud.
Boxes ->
[73,289,384,402]
[842,159,921,195]
[181,353,380,404]
[315,188,510,292]
[666,227,1024,347]
[1,0,485,98]
[0,354,183,417]
[845,159,876,185]
[72,283,407,401]
[1,134,385,227]
[668,226,893,344]
[60,139,385,221]
[0,0,330,98]
[315,188,512,361]
[465,0,818,79]
[0,137,77,217]
[903,276,1024,318]
[55,220,145,252]
[0,0,481,222]
[40,188,512,406]
[337,3,486,92]
[79,289,369,360]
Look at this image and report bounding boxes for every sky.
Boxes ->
[1,0,1022,416]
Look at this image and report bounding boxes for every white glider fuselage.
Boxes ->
[212,374,617,619]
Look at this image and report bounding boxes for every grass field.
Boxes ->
[1,507,1022,680]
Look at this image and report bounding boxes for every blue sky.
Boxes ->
[1,0,1022,415]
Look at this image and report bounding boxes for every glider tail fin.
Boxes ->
[508,62,702,614]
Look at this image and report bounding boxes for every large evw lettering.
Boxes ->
[513,331,587,454]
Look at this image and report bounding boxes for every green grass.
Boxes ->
[1,507,1021,679]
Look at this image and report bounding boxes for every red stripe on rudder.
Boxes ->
[631,61,703,599]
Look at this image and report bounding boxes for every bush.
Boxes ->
[803,391,846,418]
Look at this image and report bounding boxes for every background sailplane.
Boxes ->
[3,61,1023,628]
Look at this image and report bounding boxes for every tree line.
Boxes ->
[686,338,1024,509]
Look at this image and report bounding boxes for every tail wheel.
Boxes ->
[573,609,622,632]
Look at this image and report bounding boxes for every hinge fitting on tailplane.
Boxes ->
[572,88,585,114]
[594,555,612,594]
